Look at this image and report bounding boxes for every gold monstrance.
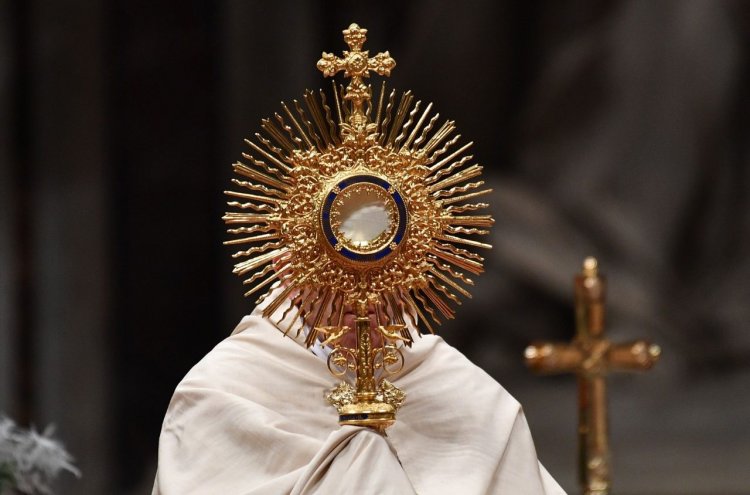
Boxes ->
[224,23,493,430]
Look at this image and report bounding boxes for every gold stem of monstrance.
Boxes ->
[336,299,399,430]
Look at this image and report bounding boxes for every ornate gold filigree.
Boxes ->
[224,23,493,429]
[325,381,356,409]
[377,379,406,411]
[326,379,405,412]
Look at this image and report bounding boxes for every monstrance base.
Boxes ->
[338,401,396,430]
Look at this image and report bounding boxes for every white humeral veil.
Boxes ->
[153,295,566,494]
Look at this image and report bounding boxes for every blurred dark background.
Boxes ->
[1,1,749,493]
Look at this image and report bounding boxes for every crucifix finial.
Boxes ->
[582,256,598,277]
[317,23,396,123]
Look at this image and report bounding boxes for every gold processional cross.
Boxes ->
[524,257,661,495]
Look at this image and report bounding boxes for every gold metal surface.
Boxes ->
[524,257,660,495]
[223,23,493,429]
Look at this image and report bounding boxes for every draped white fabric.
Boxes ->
[154,312,565,494]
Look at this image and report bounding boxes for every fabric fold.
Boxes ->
[290,426,416,494]
[154,315,565,494]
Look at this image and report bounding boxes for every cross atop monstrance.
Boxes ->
[525,257,661,495]
[317,23,396,121]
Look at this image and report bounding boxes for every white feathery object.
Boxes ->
[0,415,80,495]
